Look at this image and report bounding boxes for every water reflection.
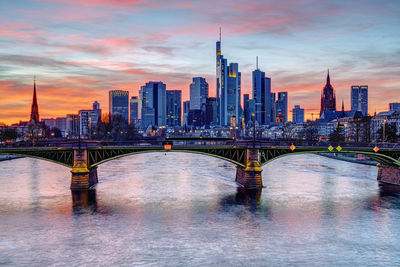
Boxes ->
[220,188,264,213]
[71,189,98,215]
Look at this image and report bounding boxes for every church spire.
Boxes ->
[30,78,39,123]
[327,69,330,85]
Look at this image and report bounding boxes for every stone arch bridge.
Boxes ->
[1,142,399,189]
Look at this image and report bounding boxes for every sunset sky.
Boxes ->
[0,0,399,124]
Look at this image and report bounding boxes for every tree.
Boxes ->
[0,128,18,143]
[329,126,345,143]
[377,122,398,143]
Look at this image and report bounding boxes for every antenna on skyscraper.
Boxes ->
[256,56,259,69]
[219,27,221,42]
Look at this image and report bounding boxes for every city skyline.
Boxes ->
[0,0,399,124]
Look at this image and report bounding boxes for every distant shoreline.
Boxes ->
[317,153,378,166]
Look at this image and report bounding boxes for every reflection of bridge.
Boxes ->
[1,141,400,189]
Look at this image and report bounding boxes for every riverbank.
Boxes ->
[317,153,378,166]
[0,155,22,161]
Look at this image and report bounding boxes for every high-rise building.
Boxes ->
[130,96,141,126]
[92,101,102,122]
[243,94,250,124]
[216,32,241,126]
[389,103,400,112]
[182,101,190,126]
[30,80,40,123]
[166,90,182,127]
[109,90,129,122]
[275,92,288,123]
[79,110,98,137]
[66,114,79,137]
[252,67,272,125]
[292,105,304,124]
[205,97,217,126]
[55,117,67,135]
[351,85,368,116]
[190,77,208,110]
[320,70,336,116]
[139,82,166,129]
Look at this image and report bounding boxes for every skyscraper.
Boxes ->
[92,101,102,122]
[351,85,368,116]
[216,31,241,126]
[320,70,336,116]
[205,97,217,126]
[79,110,97,137]
[130,96,141,126]
[275,92,288,123]
[190,77,208,110]
[292,105,304,124]
[30,80,39,123]
[166,90,182,127]
[252,66,272,125]
[182,100,190,126]
[139,81,166,129]
[109,90,129,122]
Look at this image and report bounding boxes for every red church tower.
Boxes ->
[320,70,336,116]
[30,79,40,123]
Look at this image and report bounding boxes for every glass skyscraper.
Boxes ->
[252,68,272,125]
[139,81,166,129]
[166,90,182,127]
[216,34,241,126]
[292,105,304,124]
[109,90,129,122]
[275,92,288,123]
[130,96,141,126]
[190,77,208,111]
[351,85,368,116]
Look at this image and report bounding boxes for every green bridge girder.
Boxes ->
[0,146,399,169]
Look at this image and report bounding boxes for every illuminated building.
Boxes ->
[351,85,368,116]
[275,92,288,123]
[252,64,272,125]
[139,81,166,129]
[190,77,208,110]
[166,90,182,127]
[109,90,129,122]
[130,96,141,126]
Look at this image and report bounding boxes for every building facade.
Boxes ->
[190,77,208,110]
[166,90,182,127]
[109,90,129,122]
[351,85,368,116]
[292,105,304,124]
[252,68,272,125]
[139,81,166,129]
[275,92,288,123]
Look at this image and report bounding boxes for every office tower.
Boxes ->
[252,66,272,125]
[320,70,336,116]
[79,110,97,137]
[351,85,368,116]
[66,114,79,137]
[243,94,250,124]
[205,97,217,126]
[182,101,190,126]
[216,31,241,126]
[270,92,276,123]
[275,92,288,123]
[166,90,182,127]
[92,101,102,122]
[292,105,304,124]
[109,90,129,122]
[130,96,141,126]
[139,81,166,129]
[389,103,400,112]
[30,80,40,123]
[190,77,208,110]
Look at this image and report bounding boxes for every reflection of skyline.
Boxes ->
[1,1,400,124]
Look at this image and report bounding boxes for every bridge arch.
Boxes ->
[0,149,74,168]
[87,147,247,168]
[259,148,400,168]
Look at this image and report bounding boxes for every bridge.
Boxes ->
[1,140,400,189]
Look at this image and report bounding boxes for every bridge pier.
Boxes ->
[71,149,98,190]
[377,166,400,186]
[236,148,263,188]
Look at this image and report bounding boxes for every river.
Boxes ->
[1,153,400,266]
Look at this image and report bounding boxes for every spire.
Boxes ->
[219,27,221,42]
[30,78,39,123]
[326,69,330,85]
[256,56,258,70]
[342,99,344,112]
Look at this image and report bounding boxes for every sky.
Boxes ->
[0,0,399,124]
